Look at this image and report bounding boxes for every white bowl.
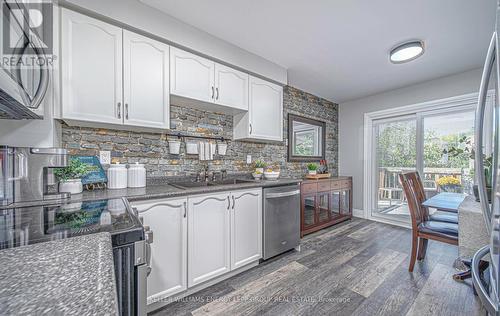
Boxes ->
[264,171,280,181]
[252,173,263,180]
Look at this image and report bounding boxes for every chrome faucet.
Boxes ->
[203,165,209,182]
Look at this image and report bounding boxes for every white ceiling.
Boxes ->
[140,0,497,103]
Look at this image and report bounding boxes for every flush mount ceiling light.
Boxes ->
[390,40,425,64]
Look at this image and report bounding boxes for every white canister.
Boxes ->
[107,164,128,189]
[128,163,146,188]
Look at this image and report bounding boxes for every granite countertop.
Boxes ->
[1,178,302,209]
[0,233,118,316]
[74,178,302,203]
[458,196,490,259]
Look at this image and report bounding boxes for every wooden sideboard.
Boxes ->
[300,176,353,237]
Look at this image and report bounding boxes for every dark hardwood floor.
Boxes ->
[150,219,484,316]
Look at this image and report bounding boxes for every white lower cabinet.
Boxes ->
[131,197,188,304]
[131,188,262,305]
[188,192,231,287]
[231,188,263,269]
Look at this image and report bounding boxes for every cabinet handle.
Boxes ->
[216,87,219,100]
[212,86,215,99]
[227,196,230,210]
[117,102,121,119]
[232,195,235,210]
[249,123,253,135]
[125,103,129,120]
[183,201,187,218]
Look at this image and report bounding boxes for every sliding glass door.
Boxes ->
[373,116,417,222]
[371,108,475,225]
[422,110,475,198]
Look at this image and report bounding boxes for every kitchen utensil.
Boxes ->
[168,140,181,155]
[217,143,227,155]
[186,142,198,155]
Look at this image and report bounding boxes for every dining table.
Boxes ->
[421,192,467,213]
[422,192,490,281]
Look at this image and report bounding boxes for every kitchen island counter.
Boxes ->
[0,233,118,316]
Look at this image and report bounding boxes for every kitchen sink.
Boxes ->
[171,179,255,189]
[209,179,255,186]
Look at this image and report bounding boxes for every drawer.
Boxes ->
[317,181,331,192]
[301,183,317,194]
[340,180,352,189]
[331,181,342,190]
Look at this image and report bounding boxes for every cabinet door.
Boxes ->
[170,47,215,103]
[249,76,283,141]
[231,189,262,270]
[132,198,188,303]
[123,31,170,129]
[188,192,231,287]
[331,191,342,219]
[215,63,249,111]
[302,193,317,230]
[61,9,123,124]
[341,190,352,216]
[317,191,331,224]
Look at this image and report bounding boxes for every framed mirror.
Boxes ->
[288,114,326,162]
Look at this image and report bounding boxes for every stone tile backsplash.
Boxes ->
[61,86,338,178]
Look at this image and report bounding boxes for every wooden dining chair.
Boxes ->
[399,171,458,272]
[412,172,458,224]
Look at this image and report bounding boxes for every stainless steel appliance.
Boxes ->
[0,1,49,120]
[263,184,301,260]
[0,198,148,316]
[10,147,70,203]
[473,1,500,314]
[1,146,74,204]
[0,146,14,206]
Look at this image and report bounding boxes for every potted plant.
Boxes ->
[436,176,462,193]
[54,158,90,194]
[254,160,266,174]
[444,136,492,202]
[307,163,318,175]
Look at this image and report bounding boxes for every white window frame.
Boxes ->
[363,91,495,227]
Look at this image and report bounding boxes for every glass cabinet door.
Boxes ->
[317,192,330,224]
[331,191,341,219]
[303,194,317,229]
[341,190,351,216]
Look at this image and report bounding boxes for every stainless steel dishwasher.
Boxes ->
[263,184,301,260]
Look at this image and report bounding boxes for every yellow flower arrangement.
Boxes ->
[436,176,461,187]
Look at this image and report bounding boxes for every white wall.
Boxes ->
[338,68,483,212]
[62,0,287,85]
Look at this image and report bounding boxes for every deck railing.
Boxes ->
[378,167,470,207]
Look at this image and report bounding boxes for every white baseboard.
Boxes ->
[352,208,365,218]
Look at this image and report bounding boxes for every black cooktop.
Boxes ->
[0,198,144,250]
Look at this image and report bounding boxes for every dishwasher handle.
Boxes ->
[266,190,300,199]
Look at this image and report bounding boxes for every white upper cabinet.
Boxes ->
[61,10,170,130]
[231,189,262,270]
[214,64,249,111]
[170,47,250,113]
[188,192,231,287]
[131,198,188,305]
[234,76,283,142]
[61,9,123,124]
[123,30,170,129]
[170,47,215,103]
